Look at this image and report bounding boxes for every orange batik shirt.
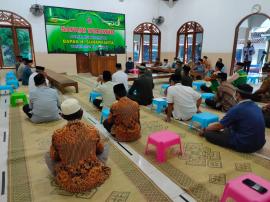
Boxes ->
[107,97,141,142]
[50,120,111,193]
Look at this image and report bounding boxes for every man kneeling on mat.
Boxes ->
[200,84,266,153]
[46,98,111,193]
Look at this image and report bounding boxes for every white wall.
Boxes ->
[0,0,159,53]
[158,0,270,53]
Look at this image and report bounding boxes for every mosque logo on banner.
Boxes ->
[87,17,92,24]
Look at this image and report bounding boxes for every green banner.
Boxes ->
[44,6,126,54]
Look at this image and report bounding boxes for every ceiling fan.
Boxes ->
[163,0,178,7]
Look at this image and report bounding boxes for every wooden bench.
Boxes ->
[128,73,173,81]
[46,70,78,94]
[149,67,175,73]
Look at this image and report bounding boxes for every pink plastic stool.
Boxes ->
[221,173,270,202]
[129,68,139,74]
[145,130,183,163]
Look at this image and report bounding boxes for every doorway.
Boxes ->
[231,13,270,74]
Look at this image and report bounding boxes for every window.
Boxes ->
[176,21,203,63]
[0,10,35,68]
[133,23,161,63]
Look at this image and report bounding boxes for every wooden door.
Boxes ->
[76,53,89,73]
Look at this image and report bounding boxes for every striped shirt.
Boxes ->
[217,81,237,112]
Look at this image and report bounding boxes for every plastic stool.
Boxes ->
[221,173,270,202]
[152,98,168,113]
[89,91,102,103]
[5,74,17,81]
[6,71,16,76]
[10,92,28,107]
[145,130,183,163]
[160,84,170,95]
[189,112,219,129]
[0,85,14,94]
[192,81,206,91]
[201,93,215,100]
[247,75,259,85]
[129,68,139,74]
[6,79,19,89]
[100,107,110,123]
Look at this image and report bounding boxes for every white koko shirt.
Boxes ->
[112,70,129,91]
[167,83,201,121]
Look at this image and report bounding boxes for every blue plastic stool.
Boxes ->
[201,93,215,100]
[6,71,16,76]
[152,98,168,113]
[247,75,259,85]
[100,107,110,123]
[89,91,102,103]
[192,81,206,91]
[160,84,170,95]
[0,85,14,94]
[189,112,219,129]
[6,80,19,89]
[5,74,17,81]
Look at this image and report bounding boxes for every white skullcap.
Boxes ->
[61,98,81,116]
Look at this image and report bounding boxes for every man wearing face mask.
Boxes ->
[243,40,255,74]
[227,62,247,87]
[200,84,265,153]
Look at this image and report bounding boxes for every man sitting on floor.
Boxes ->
[93,70,116,109]
[171,57,178,69]
[112,63,128,91]
[161,59,170,68]
[17,57,26,81]
[200,84,265,153]
[128,66,154,106]
[103,84,141,142]
[253,64,270,103]
[205,73,237,112]
[191,59,205,80]
[28,66,49,93]
[22,59,33,86]
[227,62,247,87]
[174,60,184,78]
[181,65,193,87]
[201,61,224,93]
[165,74,202,122]
[23,73,61,123]
[47,98,111,193]
[262,103,270,128]
[15,55,23,76]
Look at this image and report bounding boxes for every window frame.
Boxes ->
[176,21,204,63]
[133,22,161,63]
[0,10,35,68]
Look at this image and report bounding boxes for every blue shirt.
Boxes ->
[220,100,265,152]
[29,86,61,123]
[194,64,204,73]
[22,65,32,85]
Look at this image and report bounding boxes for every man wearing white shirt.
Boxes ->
[161,59,170,68]
[112,63,128,91]
[165,74,202,122]
[28,66,49,93]
[93,71,116,109]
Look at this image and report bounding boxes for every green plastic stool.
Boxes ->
[10,92,28,107]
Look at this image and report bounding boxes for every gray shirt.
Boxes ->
[29,86,61,123]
